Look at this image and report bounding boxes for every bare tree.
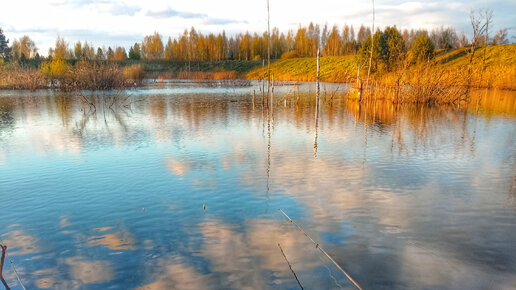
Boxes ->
[366,0,375,92]
[492,28,509,45]
[480,9,493,86]
[458,32,469,48]
[466,9,490,92]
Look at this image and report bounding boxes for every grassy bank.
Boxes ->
[247,44,516,90]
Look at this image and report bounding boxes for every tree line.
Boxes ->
[1,18,510,64]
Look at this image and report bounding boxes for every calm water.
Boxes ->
[1,82,516,289]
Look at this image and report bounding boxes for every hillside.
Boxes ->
[247,55,357,83]
[247,44,516,89]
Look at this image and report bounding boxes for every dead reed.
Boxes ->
[122,64,145,85]
[0,65,46,90]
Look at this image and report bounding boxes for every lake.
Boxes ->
[1,81,515,289]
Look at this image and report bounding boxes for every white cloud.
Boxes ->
[1,0,514,56]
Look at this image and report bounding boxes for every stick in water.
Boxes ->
[278,243,304,290]
[0,244,10,290]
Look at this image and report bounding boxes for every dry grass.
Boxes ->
[122,64,145,84]
[0,65,46,90]
[249,44,516,91]
[58,61,126,91]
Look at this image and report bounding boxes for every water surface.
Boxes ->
[1,82,516,289]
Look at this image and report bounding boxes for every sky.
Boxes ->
[1,0,515,56]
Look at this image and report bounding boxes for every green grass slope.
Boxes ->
[247,55,357,83]
[119,60,262,77]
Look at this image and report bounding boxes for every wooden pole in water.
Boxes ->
[314,49,320,155]
[271,74,274,109]
[365,0,375,93]
[316,48,320,98]
[267,0,271,100]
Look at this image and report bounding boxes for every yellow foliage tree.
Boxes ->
[142,32,164,60]
[40,58,70,80]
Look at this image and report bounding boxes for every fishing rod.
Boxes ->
[278,209,362,290]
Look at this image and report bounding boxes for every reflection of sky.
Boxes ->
[0,88,516,289]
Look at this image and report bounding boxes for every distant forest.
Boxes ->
[0,16,510,63]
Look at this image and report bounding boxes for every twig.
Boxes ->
[279,209,362,290]
[0,244,10,290]
[278,243,304,289]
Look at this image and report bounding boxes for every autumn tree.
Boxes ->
[164,37,173,60]
[240,32,250,60]
[113,47,127,60]
[357,25,371,46]
[188,28,198,61]
[306,22,320,57]
[74,41,83,59]
[286,30,294,52]
[53,37,68,59]
[341,24,356,54]
[142,32,164,60]
[11,35,37,59]
[251,32,263,60]
[323,25,341,56]
[294,27,309,57]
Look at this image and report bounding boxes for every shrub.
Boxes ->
[71,61,125,90]
[281,51,298,59]
[40,58,71,80]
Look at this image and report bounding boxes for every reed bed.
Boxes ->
[1,60,144,91]
[122,64,145,85]
[62,61,126,91]
[0,65,46,90]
